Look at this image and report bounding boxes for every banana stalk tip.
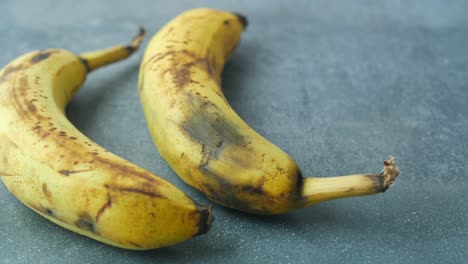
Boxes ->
[381,157,400,191]
[195,205,214,236]
[232,12,248,29]
[128,26,147,52]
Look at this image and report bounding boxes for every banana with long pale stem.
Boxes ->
[139,9,400,214]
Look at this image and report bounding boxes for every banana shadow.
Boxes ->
[66,61,141,134]
[221,41,258,112]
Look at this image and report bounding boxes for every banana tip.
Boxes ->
[232,12,248,28]
[195,205,214,236]
[128,26,147,52]
[381,157,400,191]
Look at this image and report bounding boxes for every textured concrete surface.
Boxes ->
[1,0,467,263]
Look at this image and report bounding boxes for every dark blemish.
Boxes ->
[33,125,41,130]
[79,57,91,72]
[182,105,249,166]
[223,19,230,26]
[42,183,51,197]
[146,50,217,89]
[58,169,93,176]
[105,184,165,199]
[180,152,185,159]
[93,151,163,184]
[44,145,48,148]
[59,170,71,176]
[125,45,135,54]
[346,187,356,193]
[27,104,37,113]
[75,213,98,234]
[201,183,216,195]
[58,131,66,136]
[295,170,304,197]
[241,185,264,195]
[193,206,214,237]
[96,193,112,222]
[73,161,79,165]
[364,174,385,192]
[129,241,143,248]
[201,144,205,154]
[45,208,54,216]
[59,154,64,158]
[31,51,53,64]
[69,136,77,140]
[40,132,50,140]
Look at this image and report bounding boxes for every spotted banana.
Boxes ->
[0,29,213,249]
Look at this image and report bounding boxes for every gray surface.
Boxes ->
[1,0,467,263]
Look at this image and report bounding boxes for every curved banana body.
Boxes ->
[139,9,400,214]
[0,30,213,250]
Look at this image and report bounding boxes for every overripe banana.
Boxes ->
[0,29,213,250]
[139,8,400,215]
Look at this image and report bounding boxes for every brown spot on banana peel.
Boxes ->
[128,241,144,248]
[58,169,94,176]
[144,49,218,89]
[104,184,165,199]
[95,192,112,222]
[0,64,25,84]
[75,213,98,234]
[93,156,163,184]
[42,183,52,198]
[30,204,56,217]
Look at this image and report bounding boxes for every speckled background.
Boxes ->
[1,0,467,263]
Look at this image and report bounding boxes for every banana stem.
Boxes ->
[78,27,146,72]
[300,158,399,207]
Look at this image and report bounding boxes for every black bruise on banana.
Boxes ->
[75,213,98,234]
[179,89,303,213]
[0,50,57,84]
[30,51,54,64]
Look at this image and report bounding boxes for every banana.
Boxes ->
[138,8,400,215]
[0,29,213,250]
